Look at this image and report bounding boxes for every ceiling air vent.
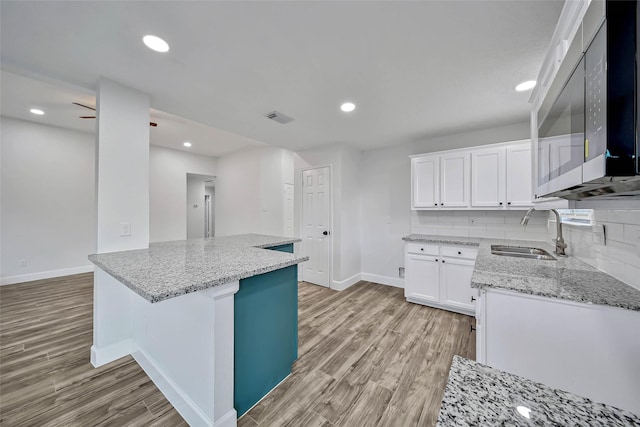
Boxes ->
[265,111,294,124]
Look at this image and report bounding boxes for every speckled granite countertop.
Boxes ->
[437,356,640,426]
[89,234,308,303]
[403,234,640,311]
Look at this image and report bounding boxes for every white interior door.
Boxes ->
[302,167,331,287]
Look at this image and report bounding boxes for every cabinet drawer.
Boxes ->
[441,246,478,260]
[406,243,439,256]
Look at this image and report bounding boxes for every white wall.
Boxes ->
[149,147,216,242]
[95,78,150,253]
[1,117,96,282]
[216,146,293,236]
[1,117,218,283]
[186,174,206,239]
[359,122,531,286]
[562,210,640,291]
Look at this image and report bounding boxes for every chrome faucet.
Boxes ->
[520,207,567,256]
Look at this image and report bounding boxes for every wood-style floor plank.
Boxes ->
[243,280,475,427]
[0,273,186,426]
[1,274,474,427]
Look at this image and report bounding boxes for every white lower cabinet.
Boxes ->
[441,257,476,312]
[476,288,640,415]
[404,243,478,316]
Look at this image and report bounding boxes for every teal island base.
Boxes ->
[234,244,298,416]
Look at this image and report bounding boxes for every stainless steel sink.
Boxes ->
[490,245,556,261]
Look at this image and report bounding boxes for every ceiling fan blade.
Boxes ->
[79,116,96,119]
[73,102,96,111]
[150,122,158,127]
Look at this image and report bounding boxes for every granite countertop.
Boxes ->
[402,234,640,311]
[437,355,640,426]
[89,234,308,303]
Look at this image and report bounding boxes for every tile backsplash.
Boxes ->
[412,208,640,291]
[411,210,548,241]
[561,209,640,291]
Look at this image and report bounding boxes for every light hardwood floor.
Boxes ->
[240,281,475,427]
[0,274,474,426]
[0,273,187,426]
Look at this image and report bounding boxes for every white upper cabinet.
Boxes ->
[471,147,505,208]
[440,152,470,208]
[505,143,533,207]
[412,140,532,210]
[412,156,439,208]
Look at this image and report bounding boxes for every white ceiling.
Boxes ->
[0,1,563,152]
[0,71,264,157]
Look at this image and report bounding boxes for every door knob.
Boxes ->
[322,231,330,236]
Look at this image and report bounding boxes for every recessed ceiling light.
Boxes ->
[515,80,536,92]
[340,102,356,112]
[143,35,170,53]
[30,108,45,115]
[183,142,192,147]
[516,406,532,419]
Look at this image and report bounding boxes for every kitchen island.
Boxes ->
[88,234,308,427]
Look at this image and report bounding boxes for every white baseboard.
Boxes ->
[133,346,217,427]
[331,273,361,291]
[90,340,132,368]
[214,409,238,427]
[1,265,94,285]
[360,273,404,288]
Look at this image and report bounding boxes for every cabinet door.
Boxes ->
[405,254,440,303]
[412,156,439,208]
[471,147,505,208]
[440,257,476,312]
[506,143,533,207]
[440,152,470,208]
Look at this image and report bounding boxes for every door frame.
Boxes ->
[299,165,334,288]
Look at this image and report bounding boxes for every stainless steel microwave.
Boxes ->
[537,0,640,200]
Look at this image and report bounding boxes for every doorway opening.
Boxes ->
[186,173,216,239]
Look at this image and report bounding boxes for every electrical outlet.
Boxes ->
[593,224,605,245]
[120,222,131,236]
[17,259,27,268]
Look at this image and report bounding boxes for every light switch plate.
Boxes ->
[120,222,131,236]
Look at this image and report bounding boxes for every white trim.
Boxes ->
[360,273,404,289]
[213,409,238,427]
[90,339,132,367]
[1,265,94,285]
[409,139,530,159]
[406,296,476,317]
[132,346,219,427]
[331,273,361,291]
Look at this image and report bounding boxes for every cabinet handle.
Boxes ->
[499,202,503,206]
[420,248,424,251]
[434,203,438,206]
[442,260,445,263]
[470,324,476,333]
[458,251,461,255]
[471,296,476,302]
[507,202,511,205]
[440,203,444,206]
[435,258,438,262]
